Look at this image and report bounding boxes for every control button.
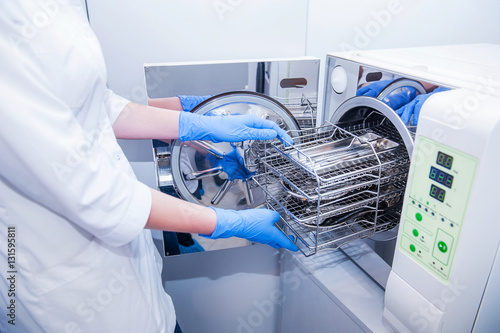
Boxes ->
[432,229,454,266]
[410,244,416,252]
[407,205,435,223]
[437,241,448,253]
[403,221,431,250]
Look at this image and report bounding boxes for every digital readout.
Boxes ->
[437,151,453,170]
[429,166,454,189]
[430,184,446,202]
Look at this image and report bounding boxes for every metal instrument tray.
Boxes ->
[288,132,398,173]
[250,121,410,256]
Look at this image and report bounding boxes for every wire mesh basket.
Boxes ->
[250,121,410,256]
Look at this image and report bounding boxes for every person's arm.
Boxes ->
[147,95,213,112]
[148,97,183,111]
[112,101,294,144]
[111,100,297,250]
[146,187,297,251]
[146,188,216,235]
[112,102,181,140]
[113,102,217,233]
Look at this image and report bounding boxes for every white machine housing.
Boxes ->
[144,45,500,332]
[324,44,500,332]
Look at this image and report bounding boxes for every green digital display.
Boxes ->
[429,166,454,189]
[437,151,453,170]
[430,184,446,202]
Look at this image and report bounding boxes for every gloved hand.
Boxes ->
[357,79,394,97]
[381,87,419,110]
[179,112,294,145]
[177,95,213,112]
[207,146,255,181]
[201,207,299,251]
[358,80,419,110]
[395,87,449,125]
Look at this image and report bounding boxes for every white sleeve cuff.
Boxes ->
[99,181,152,247]
[104,89,131,125]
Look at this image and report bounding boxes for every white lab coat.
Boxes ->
[0,1,175,332]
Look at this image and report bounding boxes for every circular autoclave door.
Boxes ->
[170,91,301,210]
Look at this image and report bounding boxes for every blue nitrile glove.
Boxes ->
[395,87,449,125]
[381,87,419,110]
[357,79,394,97]
[201,207,299,251]
[177,95,213,112]
[178,238,205,254]
[178,112,294,145]
[358,80,419,110]
[207,146,255,181]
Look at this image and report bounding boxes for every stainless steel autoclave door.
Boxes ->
[170,91,301,209]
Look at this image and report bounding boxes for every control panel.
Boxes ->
[399,136,477,282]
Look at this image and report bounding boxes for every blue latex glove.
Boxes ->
[179,112,294,145]
[207,146,255,181]
[201,208,299,251]
[177,95,213,112]
[356,79,394,97]
[395,87,449,125]
[358,80,419,110]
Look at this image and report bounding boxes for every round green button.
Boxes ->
[413,229,419,237]
[415,213,423,221]
[438,241,448,253]
[410,244,416,252]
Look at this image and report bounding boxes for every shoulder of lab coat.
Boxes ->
[0,12,151,247]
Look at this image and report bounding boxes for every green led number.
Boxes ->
[430,186,437,197]
[437,153,445,165]
[445,157,453,169]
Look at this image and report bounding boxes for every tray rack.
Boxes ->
[250,121,410,256]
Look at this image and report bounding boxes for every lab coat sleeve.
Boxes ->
[103,89,132,125]
[0,42,151,247]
